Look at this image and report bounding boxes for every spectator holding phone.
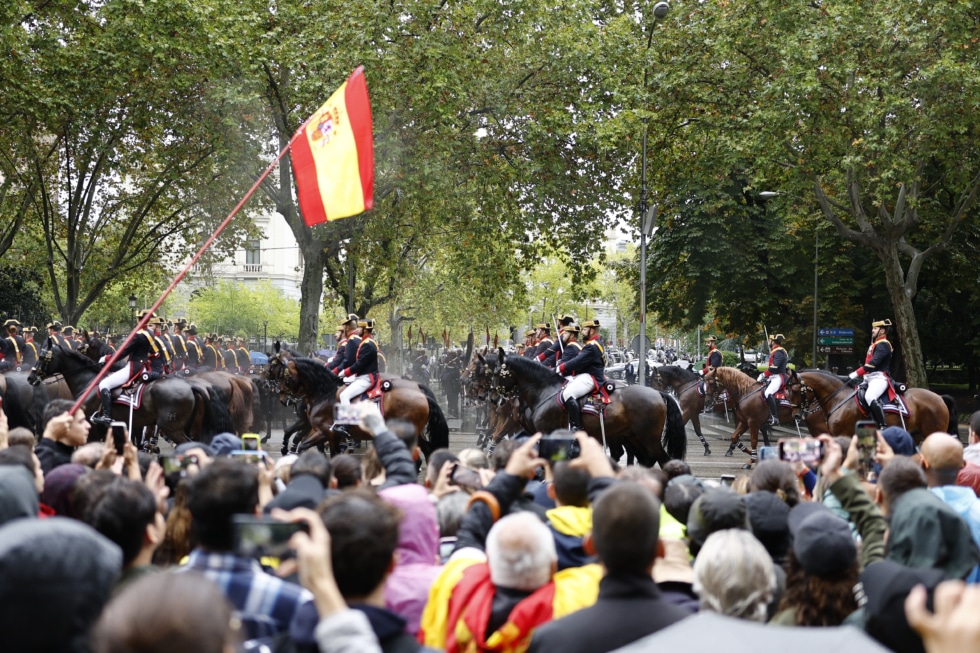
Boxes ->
[35,399,91,475]
[175,459,313,640]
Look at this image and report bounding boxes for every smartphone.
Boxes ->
[855,420,877,471]
[232,515,308,560]
[449,463,483,490]
[778,438,824,464]
[538,429,581,463]
[110,421,128,455]
[159,454,198,476]
[333,403,360,425]
[720,474,736,487]
[230,450,268,465]
[758,446,779,461]
[241,433,261,451]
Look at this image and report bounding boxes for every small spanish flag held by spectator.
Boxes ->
[292,67,374,226]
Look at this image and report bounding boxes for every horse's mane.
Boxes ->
[714,366,760,395]
[51,341,95,366]
[291,357,341,393]
[502,355,561,388]
[799,368,844,384]
[657,365,699,383]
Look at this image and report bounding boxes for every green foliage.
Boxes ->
[189,280,299,341]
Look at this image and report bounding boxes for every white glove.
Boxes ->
[848,371,859,380]
[698,369,705,376]
[98,355,107,364]
[757,373,765,382]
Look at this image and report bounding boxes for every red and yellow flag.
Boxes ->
[292,67,374,226]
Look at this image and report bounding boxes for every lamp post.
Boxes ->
[636,1,670,389]
[263,321,268,353]
[128,294,137,329]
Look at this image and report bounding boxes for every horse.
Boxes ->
[653,365,713,455]
[797,369,953,443]
[28,339,220,446]
[265,345,316,454]
[489,350,687,468]
[703,366,818,468]
[280,356,450,459]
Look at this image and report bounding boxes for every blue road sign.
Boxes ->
[818,328,854,337]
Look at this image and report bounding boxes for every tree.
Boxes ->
[640,0,980,387]
[188,280,299,341]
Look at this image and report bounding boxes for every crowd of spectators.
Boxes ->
[4,397,980,653]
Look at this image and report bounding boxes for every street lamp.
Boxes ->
[128,294,137,329]
[263,321,268,353]
[637,1,670,388]
[760,191,820,368]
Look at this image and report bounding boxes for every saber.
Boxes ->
[551,314,564,355]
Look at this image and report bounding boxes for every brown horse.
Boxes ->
[281,357,449,459]
[703,367,822,467]
[798,370,954,442]
[490,351,687,468]
[653,365,714,455]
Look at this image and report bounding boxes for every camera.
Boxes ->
[334,403,360,425]
[855,420,877,472]
[449,463,483,490]
[232,516,308,560]
[110,421,128,455]
[241,433,261,451]
[159,454,199,476]
[538,429,581,463]
[778,438,824,464]
[230,450,268,466]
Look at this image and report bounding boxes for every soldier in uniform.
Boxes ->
[202,333,224,371]
[334,319,380,437]
[849,318,894,428]
[221,337,239,373]
[701,335,723,373]
[522,330,538,359]
[757,334,788,425]
[61,326,78,350]
[4,319,26,369]
[327,319,352,373]
[22,325,39,365]
[533,323,554,361]
[94,312,164,424]
[557,319,605,431]
[170,319,189,371]
[184,324,204,369]
[47,321,69,348]
[148,316,173,376]
[235,337,252,373]
[536,315,576,368]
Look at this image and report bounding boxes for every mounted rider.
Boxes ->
[94,311,164,425]
[184,324,204,369]
[333,319,379,437]
[4,319,26,368]
[153,320,176,372]
[757,333,788,425]
[235,337,251,373]
[47,321,69,348]
[327,315,357,373]
[221,337,238,373]
[23,325,39,364]
[698,335,723,394]
[557,319,605,431]
[848,318,893,429]
[202,333,224,371]
[533,323,554,361]
[522,330,537,359]
[170,318,189,371]
[537,314,576,368]
[61,326,78,351]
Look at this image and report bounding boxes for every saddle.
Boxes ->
[111,383,149,410]
[854,378,909,416]
[557,378,615,416]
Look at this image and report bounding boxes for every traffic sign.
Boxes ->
[818,346,854,354]
[818,336,854,345]
[818,328,854,337]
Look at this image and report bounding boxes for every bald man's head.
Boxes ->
[920,433,964,487]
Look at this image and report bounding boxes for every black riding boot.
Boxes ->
[565,400,583,431]
[766,395,780,425]
[869,400,886,429]
[93,389,113,425]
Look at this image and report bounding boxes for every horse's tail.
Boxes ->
[5,379,39,432]
[419,383,450,451]
[660,390,687,460]
[942,394,959,435]
[198,387,235,444]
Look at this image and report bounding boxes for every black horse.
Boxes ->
[490,351,687,468]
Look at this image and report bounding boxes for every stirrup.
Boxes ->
[91,413,113,425]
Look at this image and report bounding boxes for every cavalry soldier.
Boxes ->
[849,318,894,429]
[235,337,251,373]
[154,320,176,371]
[94,313,164,424]
[701,335,723,373]
[22,325,39,364]
[537,314,576,368]
[47,321,69,348]
[184,324,204,369]
[202,333,224,371]
[758,334,788,425]
[62,325,78,351]
[334,319,380,436]
[522,330,538,359]
[340,314,362,382]
[170,319,189,371]
[221,337,239,373]
[534,323,554,360]
[557,319,605,431]
[326,320,349,373]
[148,316,173,376]
[4,319,26,368]
[556,322,584,365]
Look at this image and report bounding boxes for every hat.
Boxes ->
[210,433,244,456]
[687,489,748,552]
[174,441,215,458]
[335,322,346,331]
[41,464,89,517]
[872,319,893,328]
[62,326,75,335]
[563,324,581,334]
[186,324,198,335]
[653,537,695,584]
[557,314,576,326]
[357,319,375,330]
[705,335,717,342]
[744,491,791,562]
[770,333,785,343]
[135,309,155,320]
[175,318,188,327]
[581,319,600,329]
[534,323,551,332]
[787,502,856,575]
[46,321,62,331]
[3,319,21,328]
[861,560,943,653]
[882,426,915,456]
[343,313,359,325]
[524,330,536,338]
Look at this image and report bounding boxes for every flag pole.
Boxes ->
[70,125,311,414]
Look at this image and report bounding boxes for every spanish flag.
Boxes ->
[292,67,374,226]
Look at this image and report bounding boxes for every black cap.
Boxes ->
[787,502,856,575]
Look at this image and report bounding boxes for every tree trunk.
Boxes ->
[877,242,928,388]
[297,246,325,353]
